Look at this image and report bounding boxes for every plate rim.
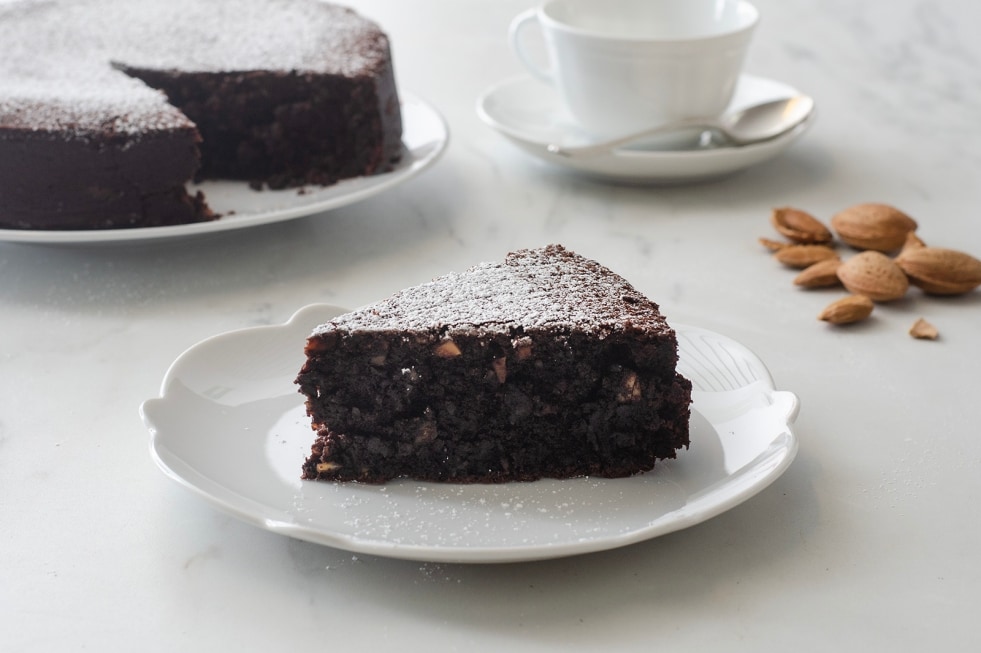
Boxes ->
[0,92,448,245]
[142,303,800,564]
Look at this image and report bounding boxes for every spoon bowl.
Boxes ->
[548,95,815,158]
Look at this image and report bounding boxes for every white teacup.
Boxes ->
[509,0,759,137]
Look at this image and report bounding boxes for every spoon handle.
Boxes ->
[547,118,717,159]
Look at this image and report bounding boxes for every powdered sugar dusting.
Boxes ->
[0,0,389,135]
[316,245,671,336]
[0,84,195,136]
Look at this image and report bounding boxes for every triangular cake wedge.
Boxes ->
[296,244,692,484]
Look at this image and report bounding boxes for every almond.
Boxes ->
[774,244,839,269]
[896,246,981,295]
[900,231,926,255]
[836,250,909,301]
[491,356,507,383]
[433,339,462,358]
[771,207,833,244]
[909,318,939,340]
[830,203,918,252]
[818,294,874,325]
[759,236,788,252]
[794,258,843,288]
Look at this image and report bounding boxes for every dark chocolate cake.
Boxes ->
[296,245,692,484]
[0,0,402,230]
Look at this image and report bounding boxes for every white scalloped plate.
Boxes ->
[141,304,799,563]
[0,94,446,244]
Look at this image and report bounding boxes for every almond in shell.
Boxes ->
[896,247,981,295]
[836,250,909,301]
[771,207,833,244]
[830,203,918,252]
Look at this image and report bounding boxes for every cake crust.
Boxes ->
[296,245,692,484]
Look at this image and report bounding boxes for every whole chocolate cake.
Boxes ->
[296,245,693,484]
[0,0,402,230]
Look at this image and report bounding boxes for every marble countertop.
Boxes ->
[3,0,980,650]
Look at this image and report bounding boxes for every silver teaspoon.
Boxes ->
[547,95,815,158]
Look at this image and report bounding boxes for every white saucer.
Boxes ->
[0,93,447,245]
[142,303,799,564]
[476,74,814,183]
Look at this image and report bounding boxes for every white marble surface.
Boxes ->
[3,0,981,649]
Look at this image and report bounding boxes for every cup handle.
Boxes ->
[508,9,552,84]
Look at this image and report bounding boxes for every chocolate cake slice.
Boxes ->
[296,245,692,484]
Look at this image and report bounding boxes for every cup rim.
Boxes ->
[538,0,759,43]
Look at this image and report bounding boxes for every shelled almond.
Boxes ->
[793,258,843,288]
[759,203,979,335]
[818,295,874,325]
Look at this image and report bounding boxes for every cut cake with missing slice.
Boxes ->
[295,244,692,484]
[0,0,402,230]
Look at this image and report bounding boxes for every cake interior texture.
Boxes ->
[0,110,213,229]
[0,0,402,229]
[120,67,401,190]
[296,245,693,484]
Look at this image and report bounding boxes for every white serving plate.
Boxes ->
[141,304,799,563]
